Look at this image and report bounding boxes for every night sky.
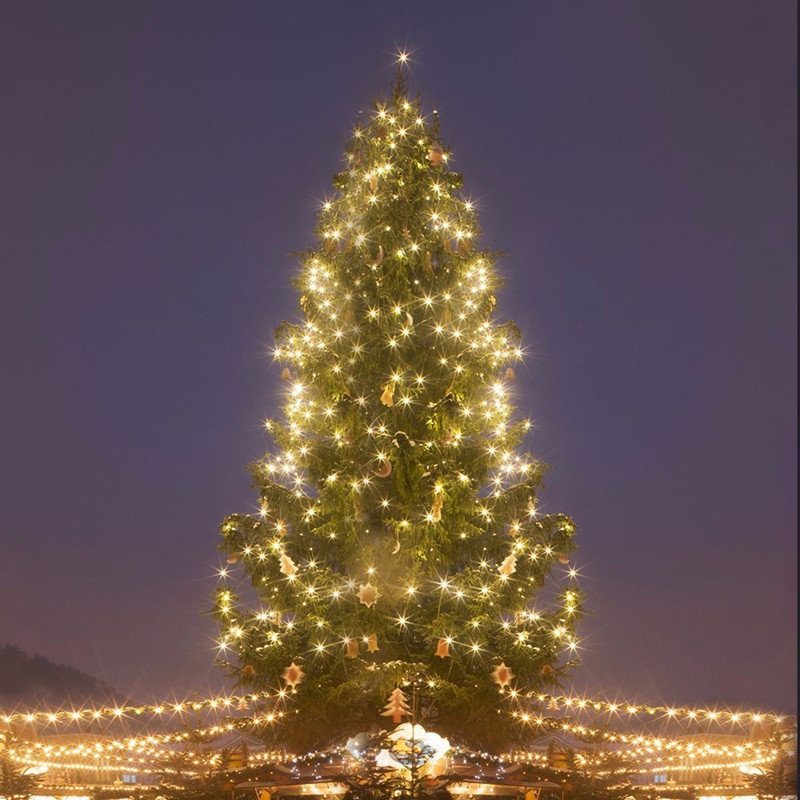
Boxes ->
[1,2,796,714]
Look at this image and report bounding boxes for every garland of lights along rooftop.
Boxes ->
[213,59,581,752]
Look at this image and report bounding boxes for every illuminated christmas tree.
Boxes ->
[214,58,582,751]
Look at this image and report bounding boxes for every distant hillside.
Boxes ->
[0,644,114,708]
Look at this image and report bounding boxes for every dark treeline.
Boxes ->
[0,644,114,707]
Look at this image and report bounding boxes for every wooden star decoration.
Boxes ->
[358,582,378,608]
[492,662,514,690]
[282,661,305,689]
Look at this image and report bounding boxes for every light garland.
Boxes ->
[531,692,792,727]
[2,688,790,736]
[0,690,271,727]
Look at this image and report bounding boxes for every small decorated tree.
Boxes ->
[382,688,411,725]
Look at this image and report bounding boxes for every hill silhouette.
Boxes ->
[0,644,114,708]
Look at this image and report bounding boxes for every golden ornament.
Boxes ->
[280,367,292,382]
[429,492,444,523]
[366,634,380,653]
[357,582,378,608]
[540,663,555,678]
[279,552,298,576]
[435,638,451,658]
[226,553,238,564]
[345,639,359,658]
[427,143,444,167]
[505,367,516,381]
[423,251,434,276]
[353,493,367,522]
[369,173,379,192]
[241,664,256,678]
[374,459,392,478]
[281,661,305,689]
[380,382,395,407]
[499,553,517,576]
[492,662,514,690]
[381,687,411,724]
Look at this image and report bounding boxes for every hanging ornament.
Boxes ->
[374,124,388,141]
[381,688,411,724]
[391,430,415,448]
[280,367,292,382]
[429,492,444,523]
[226,553,239,564]
[358,582,378,608]
[241,664,256,679]
[435,638,451,658]
[499,553,517,577]
[237,698,249,711]
[392,536,401,554]
[282,662,305,689]
[380,382,395,407]
[366,634,380,653]
[427,143,444,167]
[369,173,379,192]
[558,553,570,565]
[374,459,392,478]
[353,493,367,522]
[405,312,413,327]
[346,639,359,658]
[505,367,516,381]
[299,295,307,308]
[457,237,472,256]
[492,662,515,691]
[443,238,453,253]
[372,244,384,267]
[540,664,555,678]
[279,552,298,577]
[423,251,434,277]
[402,227,412,241]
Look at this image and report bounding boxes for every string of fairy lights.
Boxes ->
[1,689,790,728]
[1,688,793,784]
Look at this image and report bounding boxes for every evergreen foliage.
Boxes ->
[214,71,581,751]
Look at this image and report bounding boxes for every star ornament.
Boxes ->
[492,662,515,691]
[282,661,305,689]
[358,582,378,608]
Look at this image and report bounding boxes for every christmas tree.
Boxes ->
[214,60,582,751]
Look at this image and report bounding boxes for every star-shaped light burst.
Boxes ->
[282,661,305,689]
[492,662,515,691]
[358,582,378,608]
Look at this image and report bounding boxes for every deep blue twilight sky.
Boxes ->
[1,2,796,713]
